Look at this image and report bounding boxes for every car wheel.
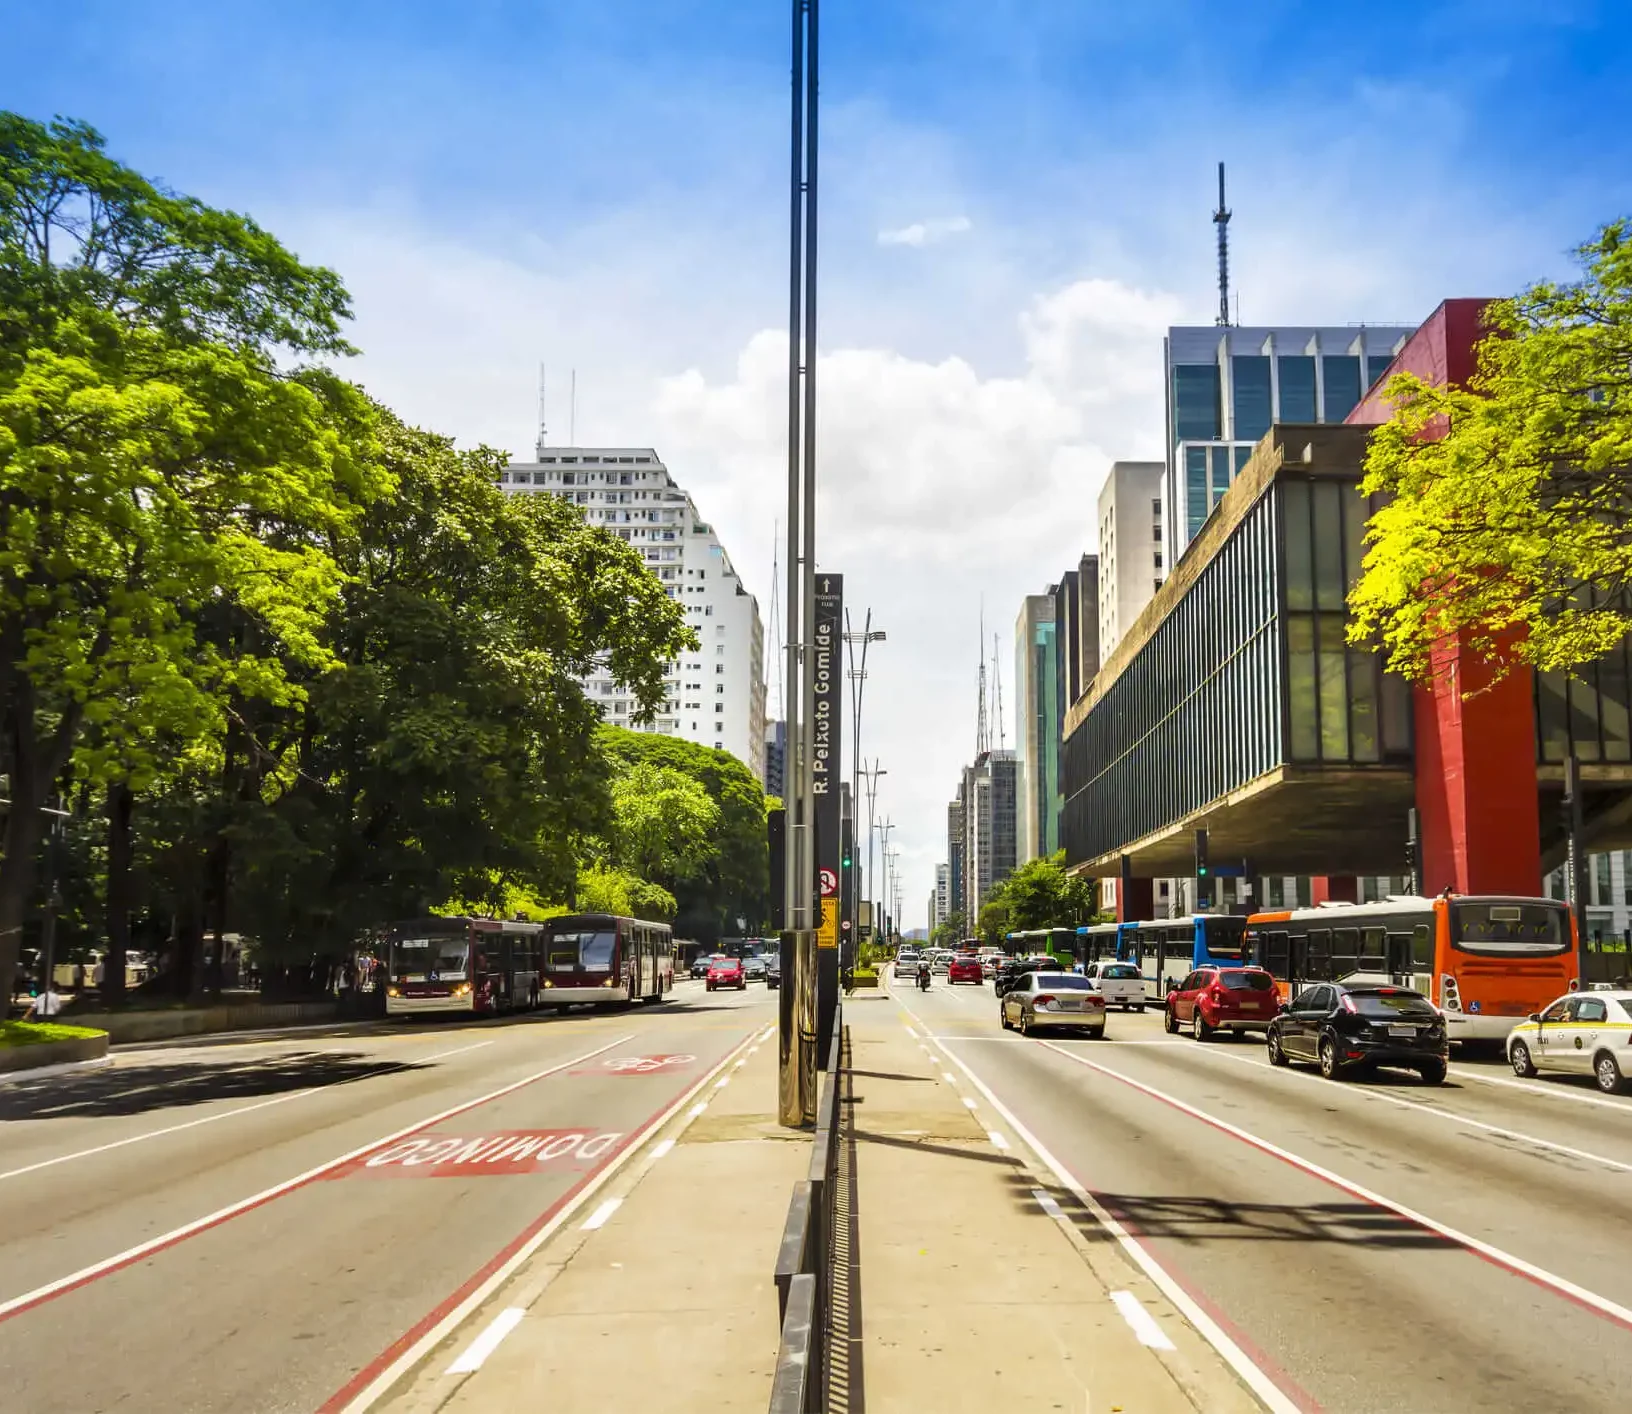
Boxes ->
[1135,1003,1145,1013]
[1509,1039,1538,1078]
[1085,1026,1104,1039]
[1267,1029,1289,1067]
[1164,1006,1179,1034]
[1191,1010,1211,1042]
[1418,1060,1447,1086]
[1595,1052,1628,1095]
[1019,1011,1031,1038]
[1318,1036,1342,1080]
[999,1006,1011,1031]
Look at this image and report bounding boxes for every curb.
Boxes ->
[0,1054,113,1086]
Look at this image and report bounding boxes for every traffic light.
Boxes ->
[1194,828,1210,878]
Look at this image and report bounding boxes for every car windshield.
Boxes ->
[1219,970,1274,991]
[1101,965,1140,979]
[547,929,617,972]
[1452,901,1569,956]
[711,957,737,968]
[1034,975,1094,990]
[391,936,469,982]
[1350,991,1439,1018]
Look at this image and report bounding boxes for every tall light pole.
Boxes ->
[844,611,883,969]
[877,818,895,938]
[780,0,821,1128]
[858,761,886,942]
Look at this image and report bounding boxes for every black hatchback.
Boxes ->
[1267,983,1449,1084]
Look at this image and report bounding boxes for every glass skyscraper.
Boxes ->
[1163,324,1415,565]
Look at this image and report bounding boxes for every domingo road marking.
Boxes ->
[323,1021,771,1414]
[0,1034,632,1323]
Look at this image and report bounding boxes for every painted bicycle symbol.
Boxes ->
[602,1054,697,1074]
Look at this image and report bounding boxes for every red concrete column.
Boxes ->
[1115,877,1155,923]
[1309,876,1359,905]
[1413,639,1543,896]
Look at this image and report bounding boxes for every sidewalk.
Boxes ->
[848,987,1262,1412]
[394,1025,808,1414]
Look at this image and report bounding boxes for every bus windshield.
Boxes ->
[548,930,617,972]
[392,936,469,982]
[1451,903,1570,957]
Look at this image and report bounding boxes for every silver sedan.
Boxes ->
[999,972,1106,1038]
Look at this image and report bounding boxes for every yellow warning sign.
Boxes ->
[817,897,839,949]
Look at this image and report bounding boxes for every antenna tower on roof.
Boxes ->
[1213,162,1232,328]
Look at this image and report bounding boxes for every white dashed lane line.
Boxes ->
[445,1308,525,1375]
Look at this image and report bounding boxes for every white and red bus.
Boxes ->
[384,917,545,1016]
[540,913,675,1009]
[1244,894,1578,1047]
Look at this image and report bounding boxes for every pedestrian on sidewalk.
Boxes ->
[26,985,64,1020]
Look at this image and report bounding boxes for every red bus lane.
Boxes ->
[0,1018,765,1414]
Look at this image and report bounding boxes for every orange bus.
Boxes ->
[1243,895,1578,1048]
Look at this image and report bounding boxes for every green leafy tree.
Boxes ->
[607,762,720,882]
[930,909,967,949]
[575,863,677,922]
[0,113,377,1005]
[597,726,769,943]
[1351,220,1632,680]
[998,852,1098,931]
[976,897,1011,948]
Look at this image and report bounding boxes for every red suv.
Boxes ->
[1165,966,1279,1040]
[706,956,746,992]
[947,953,984,985]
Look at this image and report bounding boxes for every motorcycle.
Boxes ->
[917,966,931,991]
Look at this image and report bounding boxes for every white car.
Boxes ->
[930,950,954,975]
[1083,960,1146,1011]
[892,951,922,980]
[1507,990,1632,1094]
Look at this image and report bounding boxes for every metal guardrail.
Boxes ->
[770,1015,843,1413]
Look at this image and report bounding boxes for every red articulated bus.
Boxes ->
[539,913,675,1010]
[384,916,545,1016]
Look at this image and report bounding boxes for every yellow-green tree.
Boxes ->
[1351,220,1632,680]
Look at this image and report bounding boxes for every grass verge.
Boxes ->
[1,1020,108,1048]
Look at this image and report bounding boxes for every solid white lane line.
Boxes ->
[1457,1066,1632,1113]
[580,1198,622,1231]
[417,1040,497,1064]
[1193,1044,1632,1176]
[0,1033,634,1322]
[1040,1040,1632,1333]
[0,1087,319,1183]
[650,1139,676,1160]
[896,994,1302,1414]
[1111,1290,1177,1350]
[445,1308,524,1374]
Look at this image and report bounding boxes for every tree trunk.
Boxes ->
[204,834,229,1000]
[103,783,133,1007]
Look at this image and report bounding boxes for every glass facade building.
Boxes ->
[1164,325,1415,564]
[1062,445,1413,870]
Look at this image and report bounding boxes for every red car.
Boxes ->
[947,953,985,985]
[1165,966,1280,1040]
[706,956,746,992]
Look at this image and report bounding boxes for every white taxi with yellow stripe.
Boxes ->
[1507,990,1632,1094]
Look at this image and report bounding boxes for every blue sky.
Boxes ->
[12,0,1632,921]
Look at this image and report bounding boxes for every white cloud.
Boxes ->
[651,276,1179,913]
[877,215,973,248]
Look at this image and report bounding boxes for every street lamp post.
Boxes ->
[844,610,885,965]
[858,761,885,942]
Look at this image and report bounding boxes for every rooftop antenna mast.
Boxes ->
[993,632,1005,752]
[975,601,989,758]
[1213,161,1232,328]
[536,363,548,458]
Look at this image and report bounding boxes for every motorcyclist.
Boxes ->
[917,958,931,991]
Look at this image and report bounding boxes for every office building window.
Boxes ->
[1210,445,1232,507]
[1185,446,1208,541]
[1232,356,1272,444]
[1322,356,1362,423]
[1366,355,1394,391]
[1172,364,1221,441]
[1278,355,1317,423]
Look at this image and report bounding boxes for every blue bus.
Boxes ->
[1117,915,1250,1002]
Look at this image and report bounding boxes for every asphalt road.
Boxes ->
[0,980,775,1414]
[893,975,1632,1414]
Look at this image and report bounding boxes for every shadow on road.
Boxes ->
[997,1169,1451,1251]
[0,1050,423,1122]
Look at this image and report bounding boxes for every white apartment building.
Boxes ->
[500,445,767,785]
[1096,460,1166,659]
[932,863,950,932]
